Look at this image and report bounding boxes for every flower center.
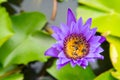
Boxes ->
[64,34,89,60]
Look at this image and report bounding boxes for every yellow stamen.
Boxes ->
[64,34,89,60]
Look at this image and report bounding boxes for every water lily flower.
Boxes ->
[45,8,105,69]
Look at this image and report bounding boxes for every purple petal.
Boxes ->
[84,18,92,27]
[84,30,93,41]
[52,33,60,41]
[86,50,104,60]
[60,23,69,35]
[51,26,61,34]
[84,28,97,41]
[67,8,76,27]
[45,47,59,57]
[58,51,66,58]
[82,26,97,41]
[89,47,96,53]
[91,28,97,36]
[80,18,92,34]
[80,19,91,34]
[85,52,95,58]
[76,17,83,33]
[77,17,83,28]
[94,53,104,60]
[94,47,104,53]
[73,23,79,34]
[70,22,76,33]
[57,61,69,69]
[93,47,104,59]
[56,58,70,64]
[61,58,70,64]
[73,60,78,63]
[52,41,63,51]
[89,36,101,43]
[81,24,89,33]
[87,58,96,62]
[80,59,88,69]
[76,59,88,68]
[56,58,62,65]
[51,26,61,40]
[51,26,65,40]
[82,24,89,33]
[76,59,82,66]
[90,42,101,48]
[70,60,76,67]
[99,36,106,43]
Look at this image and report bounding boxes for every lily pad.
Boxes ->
[2,73,23,80]
[0,7,14,46]
[111,71,120,80]
[107,35,120,72]
[47,61,95,80]
[94,69,117,80]
[77,0,120,37]
[0,0,6,4]
[0,12,55,67]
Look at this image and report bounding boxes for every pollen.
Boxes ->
[64,34,89,60]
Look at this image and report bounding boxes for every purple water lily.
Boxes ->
[45,8,105,69]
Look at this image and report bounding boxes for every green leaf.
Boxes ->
[98,0,120,13]
[0,7,14,46]
[78,0,120,13]
[94,69,117,80]
[76,6,106,21]
[111,71,120,80]
[0,0,6,4]
[0,65,17,76]
[77,4,120,37]
[92,14,120,37]
[106,35,120,72]
[47,61,95,80]
[2,73,23,80]
[0,65,23,80]
[0,12,55,67]
[78,0,110,12]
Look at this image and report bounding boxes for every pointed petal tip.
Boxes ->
[51,26,60,33]
[56,59,70,69]
[99,36,106,43]
[45,47,59,57]
[70,60,77,67]
[56,64,65,70]
[80,64,87,69]
[58,51,66,58]
[57,66,61,70]
[80,59,88,68]
[87,18,92,22]
[44,50,50,56]
[100,55,104,60]
[68,8,72,11]
[67,8,74,17]
[77,17,83,23]
[95,54,104,60]
[67,8,76,26]
[83,66,87,69]
[67,8,73,14]
[84,18,92,27]
[91,27,97,32]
